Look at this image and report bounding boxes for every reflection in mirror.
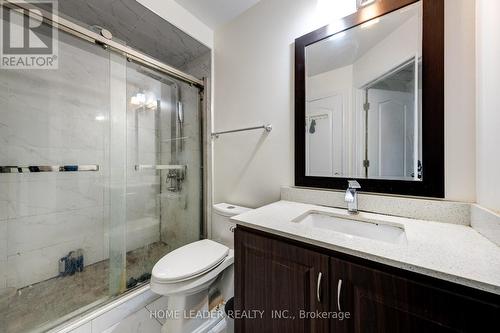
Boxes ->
[305,2,422,181]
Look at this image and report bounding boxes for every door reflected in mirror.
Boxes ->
[305,2,422,181]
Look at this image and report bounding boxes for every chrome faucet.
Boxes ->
[345,180,361,214]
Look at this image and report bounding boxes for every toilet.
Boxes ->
[151,203,251,333]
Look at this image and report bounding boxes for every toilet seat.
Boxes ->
[152,239,229,283]
[150,240,233,296]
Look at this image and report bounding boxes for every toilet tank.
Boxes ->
[212,203,252,248]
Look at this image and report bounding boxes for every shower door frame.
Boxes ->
[1,0,210,328]
[3,0,204,88]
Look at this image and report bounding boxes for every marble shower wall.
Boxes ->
[0,0,211,291]
[159,51,210,251]
[0,32,111,289]
[124,65,168,254]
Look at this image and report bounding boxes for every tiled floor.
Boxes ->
[0,242,168,333]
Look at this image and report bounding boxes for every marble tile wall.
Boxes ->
[1,0,211,297]
[159,49,210,250]
[0,220,6,290]
[124,65,165,253]
[47,286,161,333]
[160,80,203,250]
[0,32,111,289]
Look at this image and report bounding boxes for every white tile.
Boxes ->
[145,297,169,325]
[90,290,158,333]
[0,38,109,167]
[7,230,105,288]
[0,183,16,220]
[7,207,105,256]
[100,322,120,333]
[0,220,6,260]
[0,219,6,289]
[12,174,105,218]
[126,217,160,252]
[68,322,92,333]
[0,260,7,290]
[101,308,161,333]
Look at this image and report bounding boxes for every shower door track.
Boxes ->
[3,0,204,88]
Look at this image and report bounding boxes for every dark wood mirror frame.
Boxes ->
[294,0,444,198]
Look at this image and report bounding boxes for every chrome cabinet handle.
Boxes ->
[337,279,343,311]
[317,272,322,303]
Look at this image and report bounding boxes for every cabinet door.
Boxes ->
[235,228,330,333]
[331,257,500,333]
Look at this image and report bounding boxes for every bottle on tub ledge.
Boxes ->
[58,249,84,277]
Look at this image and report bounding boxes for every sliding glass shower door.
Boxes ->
[0,27,114,333]
[112,61,203,294]
[0,11,203,333]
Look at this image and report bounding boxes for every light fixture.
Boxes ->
[145,100,157,109]
[95,115,106,121]
[316,0,357,25]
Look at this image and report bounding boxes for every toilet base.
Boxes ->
[162,291,209,333]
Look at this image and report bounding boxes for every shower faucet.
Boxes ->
[166,168,185,192]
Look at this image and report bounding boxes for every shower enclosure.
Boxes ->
[0,4,205,332]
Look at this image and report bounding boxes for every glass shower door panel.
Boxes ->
[124,62,202,288]
[0,25,113,333]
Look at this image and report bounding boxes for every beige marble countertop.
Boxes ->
[232,200,500,295]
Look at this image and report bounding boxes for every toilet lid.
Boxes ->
[152,239,229,283]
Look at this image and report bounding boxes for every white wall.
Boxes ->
[213,0,476,208]
[136,0,214,48]
[306,65,353,101]
[476,0,500,213]
[445,0,476,202]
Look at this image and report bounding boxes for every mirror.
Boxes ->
[305,2,422,181]
[295,0,444,197]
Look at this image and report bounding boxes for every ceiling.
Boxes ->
[174,0,261,29]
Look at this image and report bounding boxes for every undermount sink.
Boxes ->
[292,211,407,244]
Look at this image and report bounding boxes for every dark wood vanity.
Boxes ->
[234,226,500,333]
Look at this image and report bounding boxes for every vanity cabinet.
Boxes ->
[235,227,500,333]
[234,226,330,333]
